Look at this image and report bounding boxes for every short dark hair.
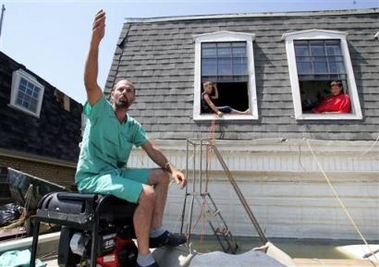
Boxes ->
[112,79,136,92]
[330,80,342,87]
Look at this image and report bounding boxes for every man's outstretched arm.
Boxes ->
[84,10,105,106]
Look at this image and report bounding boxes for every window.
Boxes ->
[375,31,379,41]
[282,29,362,120]
[193,31,258,121]
[10,69,45,117]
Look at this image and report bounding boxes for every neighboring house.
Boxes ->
[0,51,83,204]
[105,9,379,240]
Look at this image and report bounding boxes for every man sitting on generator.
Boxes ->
[75,10,187,267]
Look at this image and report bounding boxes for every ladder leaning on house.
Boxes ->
[180,139,238,253]
[179,139,268,254]
[191,191,238,254]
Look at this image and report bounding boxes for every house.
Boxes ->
[104,9,379,240]
[0,51,83,204]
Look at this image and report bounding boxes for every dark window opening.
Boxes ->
[200,82,249,114]
[300,80,351,113]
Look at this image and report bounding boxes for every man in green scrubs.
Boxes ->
[75,10,187,267]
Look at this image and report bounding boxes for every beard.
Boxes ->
[114,98,130,109]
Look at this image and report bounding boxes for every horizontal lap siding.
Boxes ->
[128,139,378,240]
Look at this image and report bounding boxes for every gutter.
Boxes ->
[0,148,77,168]
[124,8,379,23]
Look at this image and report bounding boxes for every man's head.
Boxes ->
[329,80,343,96]
[111,79,135,109]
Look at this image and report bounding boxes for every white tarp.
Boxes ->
[188,249,287,267]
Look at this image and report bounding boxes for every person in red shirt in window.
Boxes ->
[313,80,351,114]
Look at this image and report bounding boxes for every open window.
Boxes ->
[10,69,45,118]
[282,29,362,120]
[193,31,258,121]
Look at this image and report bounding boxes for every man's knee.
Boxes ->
[159,170,170,186]
[149,169,170,186]
[138,185,156,205]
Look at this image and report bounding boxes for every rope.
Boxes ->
[306,139,378,266]
[208,118,216,141]
[205,119,216,190]
[357,133,379,157]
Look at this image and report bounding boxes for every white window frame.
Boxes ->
[282,29,362,120]
[10,69,45,118]
[193,31,258,121]
[375,31,379,41]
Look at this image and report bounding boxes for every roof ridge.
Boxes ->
[123,8,379,23]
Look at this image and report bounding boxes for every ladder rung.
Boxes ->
[213,209,220,216]
[184,184,238,254]
[215,228,230,235]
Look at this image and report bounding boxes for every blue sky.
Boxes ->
[0,0,378,104]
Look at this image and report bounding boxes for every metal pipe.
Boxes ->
[210,142,268,244]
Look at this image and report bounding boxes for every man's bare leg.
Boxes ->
[148,169,170,229]
[134,185,156,256]
[147,168,187,248]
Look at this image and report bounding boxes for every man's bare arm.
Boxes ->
[84,10,105,105]
[142,141,187,189]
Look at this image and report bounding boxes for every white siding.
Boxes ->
[129,139,379,240]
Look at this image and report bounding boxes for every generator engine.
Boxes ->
[58,225,137,267]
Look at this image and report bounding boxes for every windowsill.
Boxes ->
[8,103,40,118]
[194,114,257,121]
[295,113,363,120]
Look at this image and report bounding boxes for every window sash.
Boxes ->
[201,42,248,81]
[10,69,45,118]
[295,40,346,79]
[282,29,362,120]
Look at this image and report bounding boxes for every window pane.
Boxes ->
[217,43,231,56]
[326,46,341,56]
[325,40,342,56]
[21,94,31,108]
[297,62,312,74]
[32,91,39,98]
[232,43,246,57]
[202,43,217,57]
[23,101,30,109]
[310,42,324,56]
[314,62,328,73]
[33,86,41,99]
[20,78,27,87]
[295,44,309,57]
[19,83,26,92]
[26,88,33,96]
[29,100,38,113]
[218,58,232,74]
[233,58,247,75]
[296,56,311,63]
[336,62,345,74]
[202,59,217,75]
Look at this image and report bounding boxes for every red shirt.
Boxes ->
[313,94,351,113]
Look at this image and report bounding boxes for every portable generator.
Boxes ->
[59,224,138,267]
